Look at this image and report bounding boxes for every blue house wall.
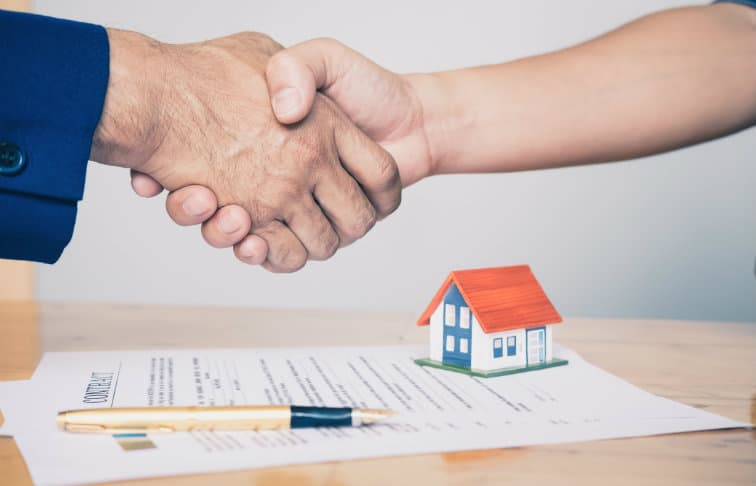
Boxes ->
[442,283,472,368]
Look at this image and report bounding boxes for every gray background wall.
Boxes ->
[33,0,756,322]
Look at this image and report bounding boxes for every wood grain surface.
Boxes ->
[0,0,34,302]
[0,302,754,485]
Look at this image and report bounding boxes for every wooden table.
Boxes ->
[1,302,754,485]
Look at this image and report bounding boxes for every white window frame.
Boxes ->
[459,338,469,354]
[444,304,456,327]
[459,307,470,329]
[445,335,455,352]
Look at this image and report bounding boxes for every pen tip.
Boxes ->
[353,408,395,426]
[56,412,66,431]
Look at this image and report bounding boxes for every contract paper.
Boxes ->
[0,344,747,486]
[0,380,27,436]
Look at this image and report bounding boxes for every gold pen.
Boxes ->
[57,405,395,434]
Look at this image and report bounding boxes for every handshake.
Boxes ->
[89,5,756,275]
[93,30,432,272]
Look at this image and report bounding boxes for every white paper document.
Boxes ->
[0,380,28,436]
[0,344,747,486]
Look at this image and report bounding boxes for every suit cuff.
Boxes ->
[0,10,109,263]
[0,191,77,264]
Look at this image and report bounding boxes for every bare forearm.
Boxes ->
[414,4,756,176]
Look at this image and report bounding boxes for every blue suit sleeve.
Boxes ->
[0,10,109,264]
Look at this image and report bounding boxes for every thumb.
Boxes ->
[266,38,353,124]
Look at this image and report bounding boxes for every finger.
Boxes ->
[200,205,252,248]
[266,38,354,124]
[283,197,340,261]
[165,185,220,226]
[313,165,377,248]
[333,117,402,219]
[254,221,308,273]
[233,234,269,266]
[130,170,164,197]
[267,38,398,132]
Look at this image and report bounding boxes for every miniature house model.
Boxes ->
[415,265,567,377]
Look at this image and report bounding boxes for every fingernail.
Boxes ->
[218,213,241,234]
[182,195,207,217]
[239,245,254,259]
[237,240,253,258]
[272,87,301,117]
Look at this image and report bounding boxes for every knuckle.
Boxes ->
[343,206,377,241]
[301,137,329,164]
[313,229,339,261]
[374,152,401,193]
[380,186,402,219]
[271,242,307,273]
[324,232,340,257]
[262,184,303,221]
[282,133,328,168]
[271,185,301,211]
[371,153,401,218]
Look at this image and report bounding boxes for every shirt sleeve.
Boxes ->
[0,10,109,264]
[713,0,756,8]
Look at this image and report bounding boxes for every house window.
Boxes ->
[493,337,503,358]
[444,304,456,326]
[459,338,469,354]
[507,336,516,356]
[445,335,455,352]
[459,307,470,329]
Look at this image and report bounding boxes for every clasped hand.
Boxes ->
[91,31,403,272]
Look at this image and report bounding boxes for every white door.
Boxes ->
[526,327,546,365]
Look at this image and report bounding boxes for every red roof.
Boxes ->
[417,265,562,332]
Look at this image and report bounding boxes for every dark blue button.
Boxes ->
[0,142,26,176]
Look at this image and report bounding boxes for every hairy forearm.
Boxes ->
[415,4,756,176]
[90,28,169,168]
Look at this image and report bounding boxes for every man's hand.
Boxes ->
[265,39,433,186]
[93,31,401,272]
[140,38,431,264]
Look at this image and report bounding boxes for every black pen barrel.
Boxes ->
[289,406,353,428]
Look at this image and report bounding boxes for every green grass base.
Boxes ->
[414,357,568,378]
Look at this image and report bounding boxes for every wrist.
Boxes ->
[403,72,461,178]
[90,28,168,169]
